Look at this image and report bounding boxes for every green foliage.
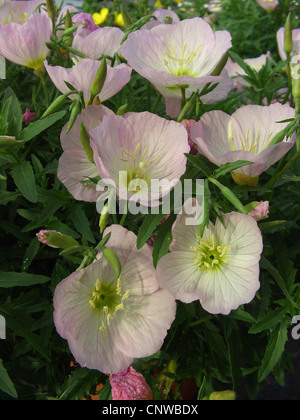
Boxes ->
[0,0,299,402]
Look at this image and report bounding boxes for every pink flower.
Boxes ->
[121,17,232,118]
[53,225,176,374]
[72,26,124,61]
[256,0,278,11]
[190,103,296,186]
[247,201,269,222]
[0,12,52,69]
[157,200,263,315]
[58,104,114,202]
[0,0,42,25]
[44,58,131,104]
[89,112,189,207]
[181,119,198,155]
[276,27,300,61]
[22,108,36,124]
[56,6,98,36]
[110,366,153,400]
[36,230,58,247]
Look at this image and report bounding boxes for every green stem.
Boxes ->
[119,201,128,226]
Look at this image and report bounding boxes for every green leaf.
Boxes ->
[211,160,253,179]
[20,111,66,141]
[260,256,299,309]
[2,87,23,137]
[137,213,167,250]
[58,368,99,400]
[70,206,95,244]
[226,328,242,390]
[152,214,176,268]
[258,320,288,382]
[0,359,17,398]
[21,237,40,272]
[11,161,37,203]
[0,271,50,288]
[249,306,288,334]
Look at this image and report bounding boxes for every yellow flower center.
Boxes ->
[3,6,28,25]
[89,277,130,337]
[163,42,201,77]
[191,234,231,271]
[227,120,273,155]
[119,142,160,192]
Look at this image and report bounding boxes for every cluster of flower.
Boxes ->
[0,0,298,396]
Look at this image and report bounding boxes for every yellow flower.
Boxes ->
[114,12,125,27]
[92,8,109,25]
[155,0,164,7]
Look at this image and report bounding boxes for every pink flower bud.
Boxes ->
[36,230,59,247]
[23,108,37,124]
[248,201,270,222]
[109,366,153,400]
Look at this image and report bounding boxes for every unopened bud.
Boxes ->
[99,205,109,233]
[163,15,173,24]
[46,0,56,21]
[116,103,128,115]
[89,58,107,104]
[284,13,293,56]
[66,97,81,133]
[245,201,269,221]
[102,247,122,278]
[121,6,133,29]
[209,390,236,400]
[41,93,69,119]
[211,52,229,76]
[38,230,79,249]
[79,122,94,164]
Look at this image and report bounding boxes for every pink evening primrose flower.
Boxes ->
[89,111,189,207]
[256,0,278,11]
[190,103,296,186]
[44,58,131,105]
[53,225,176,374]
[72,26,124,61]
[276,27,300,61]
[0,0,42,25]
[121,17,232,118]
[58,104,114,203]
[156,199,263,315]
[110,366,153,400]
[0,12,52,70]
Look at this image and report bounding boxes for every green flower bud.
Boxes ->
[121,6,133,29]
[43,231,79,249]
[46,0,56,21]
[89,58,107,104]
[79,122,94,164]
[209,390,236,401]
[211,52,229,76]
[102,247,122,278]
[284,13,293,56]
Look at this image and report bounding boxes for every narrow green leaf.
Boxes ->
[152,214,176,268]
[11,161,37,203]
[211,160,253,179]
[137,213,167,250]
[71,207,95,244]
[0,271,50,288]
[20,111,66,141]
[258,321,288,382]
[0,359,17,398]
[249,306,288,334]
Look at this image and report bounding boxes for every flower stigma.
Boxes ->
[89,277,130,337]
[191,234,231,271]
